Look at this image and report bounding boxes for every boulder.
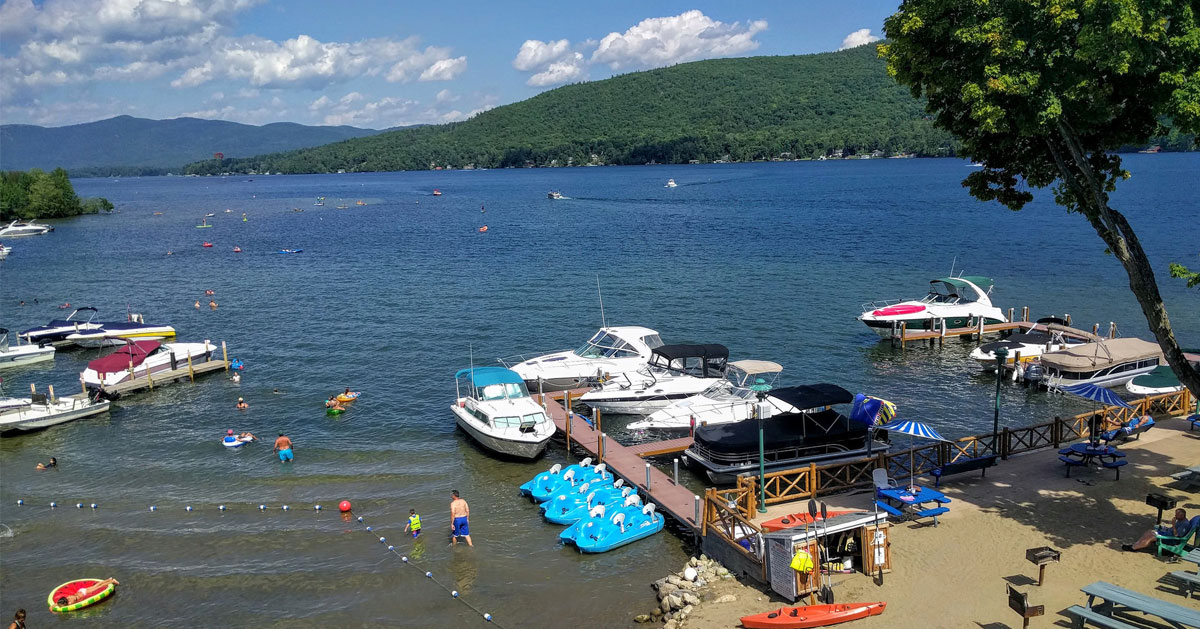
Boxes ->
[666,575,686,588]
[663,620,678,629]
[658,583,679,598]
[683,566,698,582]
[699,554,709,562]
[688,557,700,567]
[634,614,651,623]
[682,592,701,607]
[668,594,686,611]
[695,578,707,588]
[682,604,694,616]
[715,594,737,604]
[660,597,672,614]
[716,567,730,577]
[651,609,662,621]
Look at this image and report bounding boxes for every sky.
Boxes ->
[0,0,901,129]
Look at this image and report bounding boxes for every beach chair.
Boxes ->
[872,468,897,492]
[1157,518,1200,558]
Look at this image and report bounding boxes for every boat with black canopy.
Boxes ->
[579,343,729,415]
[681,384,891,483]
[19,307,103,346]
[968,318,1081,370]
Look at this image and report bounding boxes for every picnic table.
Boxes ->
[1059,443,1128,479]
[1076,581,1200,629]
[1171,550,1200,599]
[875,484,951,525]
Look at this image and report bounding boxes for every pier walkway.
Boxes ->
[65,345,230,400]
[536,391,701,534]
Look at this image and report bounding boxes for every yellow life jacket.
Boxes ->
[789,549,813,573]
[409,514,421,529]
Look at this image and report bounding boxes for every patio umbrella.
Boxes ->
[1060,383,1134,443]
[878,419,949,488]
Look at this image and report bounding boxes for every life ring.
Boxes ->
[222,435,245,448]
[336,392,360,403]
[48,578,115,613]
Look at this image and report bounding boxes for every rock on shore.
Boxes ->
[638,554,737,625]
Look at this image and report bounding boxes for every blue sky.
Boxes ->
[0,0,900,128]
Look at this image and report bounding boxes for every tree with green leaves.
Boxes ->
[880,0,1200,398]
[0,168,109,220]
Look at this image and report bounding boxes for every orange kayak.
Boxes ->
[741,602,886,629]
[760,510,856,533]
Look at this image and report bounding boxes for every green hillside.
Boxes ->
[0,115,383,174]
[186,45,957,175]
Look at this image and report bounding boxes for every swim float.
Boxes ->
[336,392,360,403]
[48,578,115,612]
[326,408,344,415]
[222,435,253,448]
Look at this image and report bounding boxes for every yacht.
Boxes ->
[547,191,565,200]
[20,307,103,345]
[0,328,55,369]
[0,220,53,237]
[451,367,555,459]
[858,275,1006,337]
[681,384,890,483]
[1030,333,1163,389]
[627,360,802,430]
[64,314,176,348]
[0,395,110,433]
[579,344,729,415]
[81,340,217,391]
[503,326,664,393]
[665,179,677,188]
[968,320,1082,370]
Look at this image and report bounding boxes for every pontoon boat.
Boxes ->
[1028,328,1163,389]
[579,343,728,415]
[503,326,664,393]
[859,276,1006,337]
[451,367,555,459]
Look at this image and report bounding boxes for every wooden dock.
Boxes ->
[887,309,1111,348]
[536,391,702,534]
[65,344,230,400]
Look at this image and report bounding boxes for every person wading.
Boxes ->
[450,490,472,546]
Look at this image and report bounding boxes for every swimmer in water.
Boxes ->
[273,388,281,394]
[231,372,241,383]
[325,395,345,411]
[236,397,249,410]
[209,300,217,310]
[194,300,201,309]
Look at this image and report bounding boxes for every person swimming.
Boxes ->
[235,397,249,410]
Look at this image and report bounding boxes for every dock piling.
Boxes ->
[694,495,701,526]
[600,432,607,462]
[1007,307,1014,323]
[1022,306,1029,322]
[30,383,36,396]
[1092,323,1100,337]
[673,458,679,485]
[645,463,651,490]
[48,385,55,403]
[221,341,229,371]
[186,352,195,381]
[1065,313,1072,326]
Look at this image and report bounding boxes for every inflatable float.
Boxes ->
[202,242,213,248]
[47,578,115,613]
[336,391,361,403]
[326,408,344,416]
[740,602,887,629]
[222,435,253,448]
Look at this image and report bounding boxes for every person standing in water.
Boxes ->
[450,490,472,546]
[273,433,293,462]
[405,508,422,538]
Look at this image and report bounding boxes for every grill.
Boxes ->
[1146,493,1178,524]
[1025,546,1061,586]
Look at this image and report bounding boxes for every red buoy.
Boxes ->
[339,500,352,513]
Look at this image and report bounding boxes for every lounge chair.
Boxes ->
[1157,517,1200,558]
[872,468,898,492]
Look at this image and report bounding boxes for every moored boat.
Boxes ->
[968,320,1081,370]
[0,395,110,433]
[64,314,176,348]
[628,360,800,430]
[503,326,665,393]
[451,367,555,459]
[1125,363,1194,396]
[0,219,53,237]
[0,328,55,369]
[81,340,217,391]
[547,191,565,199]
[579,343,729,415]
[858,276,1006,337]
[1030,332,1163,389]
[20,307,102,346]
[740,602,886,628]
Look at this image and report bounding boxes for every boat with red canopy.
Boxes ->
[82,340,216,390]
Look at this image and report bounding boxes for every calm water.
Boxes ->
[1,156,1197,626]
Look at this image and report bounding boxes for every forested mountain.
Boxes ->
[0,116,382,174]
[187,45,957,175]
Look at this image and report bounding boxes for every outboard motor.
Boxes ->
[1022,363,1044,386]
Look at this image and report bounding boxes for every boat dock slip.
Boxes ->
[888,312,1099,348]
[68,342,231,399]
[536,391,701,534]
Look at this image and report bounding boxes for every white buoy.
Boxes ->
[16,500,24,506]
[452,590,459,598]
[186,505,193,511]
[259,505,266,511]
[314,505,321,511]
[90,504,97,509]
[366,526,373,532]
[76,503,84,509]
[387,545,395,551]
[379,536,386,543]
[150,506,157,512]
[356,516,363,522]
[484,613,493,622]
[402,556,409,562]
[50,502,57,508]
[282,505,290,511]
[219,505,226,511]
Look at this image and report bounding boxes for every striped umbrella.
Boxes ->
[879,419,949,488]
[1061,383,1133,444]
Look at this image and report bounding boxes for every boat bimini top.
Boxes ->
[454,366,531,400]
[646,344,728,378]
[923,276,994,305]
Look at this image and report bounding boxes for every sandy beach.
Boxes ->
[675,419,1200,628]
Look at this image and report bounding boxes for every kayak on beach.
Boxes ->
[740,602,886,628]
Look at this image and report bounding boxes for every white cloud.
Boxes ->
[513,39,571,71]
[305,89,497,128]
[591,10,767,70]
[839,29,880,50]
[419,56,466,81]
[384,44,463,83]
[527,54,585,86]
[435,89,459,104]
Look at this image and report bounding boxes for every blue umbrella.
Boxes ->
[1060,383,1133,444]
[879,419,949,487]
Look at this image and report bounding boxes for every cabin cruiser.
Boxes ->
[451,367,555,459]
[504,326,664,393]
[20,307,103,345]
[64,314,176,348]
[0,328,55,369]
[627,360,802,430]
[859,276,1006,337]
[579,344,729,415]
[681,384,891,484]
[0,395,110,433]
[968,320,1081,370]
[1025,330,1163,389]
[665,179,677,188]
[547,191,565,199]
[0,220,53,237]
[82,340,217,391]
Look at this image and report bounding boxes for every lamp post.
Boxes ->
[993,346,1009,455]
[750,377,772,514]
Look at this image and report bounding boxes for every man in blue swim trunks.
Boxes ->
[273,433,293,462]
[449,490,472,546]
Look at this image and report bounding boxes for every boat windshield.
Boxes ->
[491,412,546,428]
[641,334,664,349]
[573,331,641,359]
[478,382,528,401]
[920,282,965,305]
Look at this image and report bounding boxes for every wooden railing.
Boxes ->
[710,388,1194,521]
[703,487,764,569]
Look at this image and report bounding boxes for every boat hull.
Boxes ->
[861,315,1004,337]
[0,398,111,433]
[0,346,55,369]
[451,405,550,460]
[684,441,888,485]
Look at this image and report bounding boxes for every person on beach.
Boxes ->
[405,508,422,538]
[236,397,249,409]
[1124,508,1198,551]
[450,490,472,546]
[55,578,119,606]
[9,608,26,629]
[273,433,293,462]
[35,457,57,470]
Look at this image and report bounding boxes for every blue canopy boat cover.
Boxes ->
[1060,383,1134,409]
[454,366,525,387]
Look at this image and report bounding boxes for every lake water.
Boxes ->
[1,156,1197,626]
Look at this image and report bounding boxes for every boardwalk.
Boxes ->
[537,392,702,534]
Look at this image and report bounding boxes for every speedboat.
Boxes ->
[451,367,556,459]
[627,360,801,430]
[1028,332,1163,389]
[0,328,55,369]
[0,395,110,433]
[1126,364,1191,396]
[0,244,10,259]
[20,307,103,345]
[968,320,1081,370]
[681,384,892,484]
[547,191,565,200]
[858,276,1006,337]
[81,340,217,391]
[579,343,729,415]
[0,220,53,237]
[665,179,677,188]
[64,314,176,348]
[504,326,664,393]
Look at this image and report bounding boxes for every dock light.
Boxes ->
[750,378,773,514]
[993,346,1009,455]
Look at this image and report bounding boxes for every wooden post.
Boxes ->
[1052,417,1061,449]
[747,478,757,515]
[128,358,136,384]
[596,409,603,459]
[146,365,153,389]
[48,385,56,403]
[808,462,818,497]
[899,322,907,350]
[30,383,36,396]
[1108,322,1116,339]
[186,352,195,381]
[1022,306,1029,322]
[221,340,229,371]
[1007,307,1014,323]
[1092,323,1100,336]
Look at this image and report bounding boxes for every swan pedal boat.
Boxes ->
[540,481,630,524]
[562,501,665,553]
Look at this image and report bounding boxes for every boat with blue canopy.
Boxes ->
[451,366,555,459]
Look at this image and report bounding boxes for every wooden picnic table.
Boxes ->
[1080,581,1200,629]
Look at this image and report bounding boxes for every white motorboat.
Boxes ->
[0,244,10,259]
[0,395,110,433]
[451,367,555,459]
[628,360,802,430]
[20,307,103,345]
[1028,332,1163,389]
[0,219,53,237]
[0,328,55,369]
[968,321,1081,370]
[665,179,677,188]
[82,340,217,390]
[858,275,1006,337]
[1125,363,1195,396]
[547,191,565,199]
[579,344,729,415]
[64,314,176,348]
[503,326,664,393]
